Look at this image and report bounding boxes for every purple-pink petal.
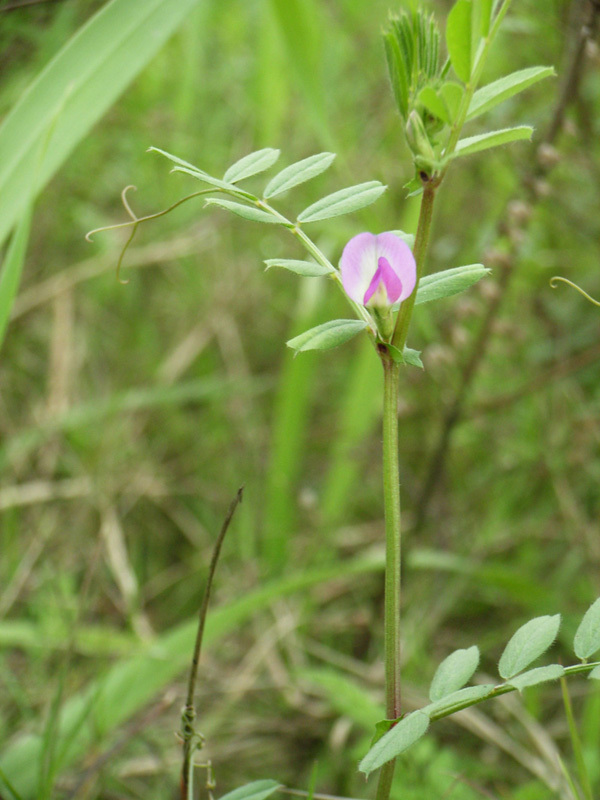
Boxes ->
[340,232,378,305]
[363,257,404,305]
[340,231,416,308]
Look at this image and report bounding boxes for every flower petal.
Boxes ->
[363,257,404,306]
[363,262,384,306]
[379,256,403,302]
[340,231,417,309]
[374,233,416,302]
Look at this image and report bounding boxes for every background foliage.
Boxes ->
[0,0,599,798]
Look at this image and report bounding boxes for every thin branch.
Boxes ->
[546,0,600,145]
[180,486,244,797]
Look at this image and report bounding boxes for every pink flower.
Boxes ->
[340,232,416,310]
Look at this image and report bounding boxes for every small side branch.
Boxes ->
[180,486,244,797]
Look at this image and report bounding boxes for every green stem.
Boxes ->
[560,676,594,800]
[375,355,402,800]
[382,356,402,718]
[388,0,513,352]
[391,181,437,350]
[374,141,439,800]
[375,761,396,800]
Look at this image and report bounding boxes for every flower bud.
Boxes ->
[405,110,436,164]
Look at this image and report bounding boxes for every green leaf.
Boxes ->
[507,664,564,692]
[574,598,600,660]
[440,82,465,120]
[0,207,32,353]
[403,347,424,369]
[425,684,494,716]
[359,711,429,776]
[382,344,423,369]
[224,148,281,183]
[204,198,280,224]
[370,719,397,747]
[264,258,334,277]
[149,148,255,198]
[418,87,450,123]
[454,125,533,157]
[446,0,472,83]
[391,230,415,249]
[171,166,252,196]
[384,29,410,120]
[297,181,386,223]
[0,0,205,251]
[148,146,206,175]
[588,666,600,681]
[219,781,282,800]
[415,264,489,305]
[429,645,480,702]
[467,66,555,121]
[151,151,258,200]
[287,319,368,352]
[263,152,336,198]
[498,615,561,680]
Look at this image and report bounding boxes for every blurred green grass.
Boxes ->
[1,0,599,798]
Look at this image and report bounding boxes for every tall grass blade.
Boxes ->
[268,0,335,149]
[262,282,323,572]
[321,340,381,528]
[0,766,24,800]
[0,0,204,250]
[0,208,31,353]
[298,668,382,730]
[254,0,289,146]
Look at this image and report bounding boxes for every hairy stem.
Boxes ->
[392,180,437,350]
[382,356,402,718]
[375,355,402,800]
[375,760,396,800]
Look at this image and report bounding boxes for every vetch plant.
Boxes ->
[84,1,600,798]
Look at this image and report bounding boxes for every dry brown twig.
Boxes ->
[180,486,244,798]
